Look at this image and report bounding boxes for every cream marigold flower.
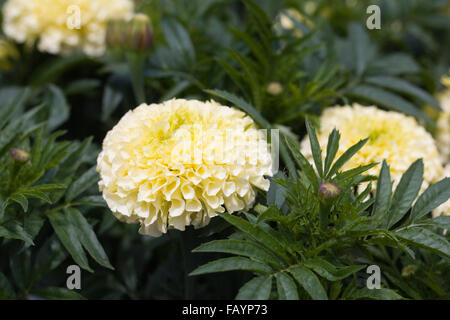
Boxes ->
[2,0,134,57]
[433,164,450,217]
[436,77,450,164]
[300,104,444,191]
[97,99,272,237]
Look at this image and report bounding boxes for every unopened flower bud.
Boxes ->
[124,13,153,52]
[267,82,283,95]
[10,148,29,162]
[401,265,418,277]
[319,181,340,199]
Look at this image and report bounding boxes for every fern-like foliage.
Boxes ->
[190,119,450,300]
[0,91,112,299]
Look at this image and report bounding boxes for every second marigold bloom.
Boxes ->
[2,0,134,57]
[300,104,444,192]
[97,99,273,237]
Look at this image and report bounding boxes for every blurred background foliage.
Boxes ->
[0,0,449,299]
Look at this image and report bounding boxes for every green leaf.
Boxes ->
[346,85,430,123]
[0,220,34,245]
[267,172,287,209]
[348,288,404,300]
[372,160,392,221]
[410,178,450,221]
[275,272,299,300]
[324,129,340,176]
[395,227,450,258]
[348,23,372,76]
[365,76,440,110]
[32,287,86,300]
[18,188,52,204]
[370,53,420,75]
[0,87,30,129]
[189,257,272,276]
[24,213,45,239]
[205,89,270,128]
[72,195,106,207]
[335,163,378,183]
[46,85,70,130]
[302,258,365,281]
[387,159,423,228]
[192,239,283,268]
[285,135,318,190]
[236,275,272,300]
[47,211,93,272]
[65,208,113,270]
[101,85,123,121]
[65,166,98,202]
[431,216,450,229]
[9,193,28,212]
[218,212,294,264]
[289,265,328,300]
[327,138,368,179]
[305,118,323,177]
[161,17,195,64]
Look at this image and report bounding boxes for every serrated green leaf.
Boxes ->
[276,272,299,300]
[65,166,98,202]
[47,211,92,272]
[346,85,430,123]
[285,135,318,190]
[387,159,423,228]
[365,76,440,110]
[305,118,323,177]
[101,85,123,121]
[193,239,283,268]
[327,138,368,179]
[395,227,450,258]
[289,265,328,300]
[236,275,272,300]
[410,178,450,221]
[46,85,70,130]
[189,257,272,276]
[0,220,34,245]
[324,129,340,176]
[302,258,365,281]
[218,212,294,264]
[372,160,392,221]
[65,208,113,270]
[9,193,28,212]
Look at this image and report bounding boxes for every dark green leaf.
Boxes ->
[289,265,328,300]
[65,208,113,270]
[276,272,299,300]
[372,160,392,221]
[395,227,450,258]
[410,178,450,221]
[236,275,272,300]
[387,159,423,228]
[47,211,92,272]
[189,257,272,276]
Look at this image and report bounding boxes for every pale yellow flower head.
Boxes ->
[97,99,272,237]
[436,75,450,164]
[2,0,134,56]
[300,104,444,191]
